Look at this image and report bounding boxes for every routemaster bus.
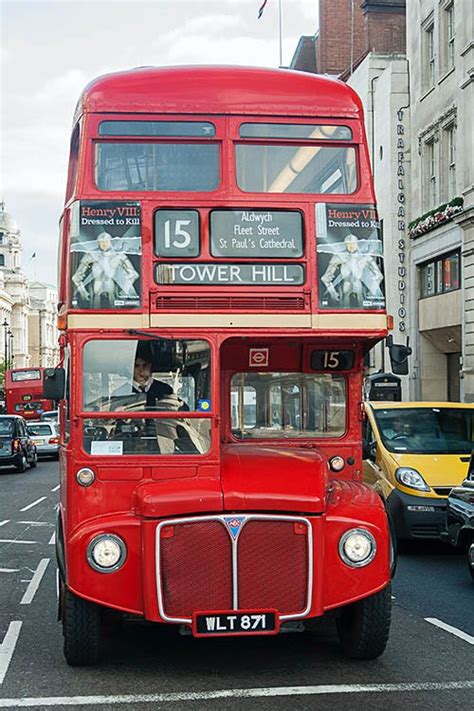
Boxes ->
[46,65,394,666]
[5,367,54,420]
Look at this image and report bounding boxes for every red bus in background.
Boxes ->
[50,65,393,667]
[5,367,54,420]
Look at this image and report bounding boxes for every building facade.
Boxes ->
[0,202,59,371]
[407,0,473,401]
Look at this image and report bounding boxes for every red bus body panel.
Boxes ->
[58,65,391,634]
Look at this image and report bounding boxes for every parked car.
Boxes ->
[0,415,38,472]
[363,402,474,542]
[40,410,58,423]
[444,452,474,582]
[27,421,59,459]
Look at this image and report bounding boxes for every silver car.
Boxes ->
[27,421,59,459]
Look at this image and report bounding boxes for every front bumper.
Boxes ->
[0,453,22,468]
[387,488,447,540]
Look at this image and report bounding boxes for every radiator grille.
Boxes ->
[238,521,307,614]
[153,295,307,311]
[160,521,232,617]
[157,515,311,622]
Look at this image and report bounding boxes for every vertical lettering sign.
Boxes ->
[315,203,385,310]
[396,110,408,332]
[70,201,141,309]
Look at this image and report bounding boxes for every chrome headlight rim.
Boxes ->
[339,528,377,568]
[76,467,96,487]
[86,533,127,574]
[395,466,430,492]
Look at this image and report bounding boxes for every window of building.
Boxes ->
[446,123,456,198]
[0,232,3,244]
[423,139,437,210]
[0,255,4,267]
[419,251,461,298]
[441,2,455,72]
[422,17,436,90]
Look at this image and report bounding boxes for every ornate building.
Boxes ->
[0,202,59,370]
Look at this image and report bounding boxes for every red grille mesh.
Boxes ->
[238,521,308,614]
[154,295,306,311]
[160,521,232,617]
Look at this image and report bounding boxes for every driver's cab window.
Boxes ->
[82,338,211,456]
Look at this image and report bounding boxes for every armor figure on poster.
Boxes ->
[70,201,142,309]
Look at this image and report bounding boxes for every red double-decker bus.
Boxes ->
[49,66,393,666]
[5,367,54,420]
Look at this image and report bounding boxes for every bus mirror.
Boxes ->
[43,368,65,400]
[386,336,412,376]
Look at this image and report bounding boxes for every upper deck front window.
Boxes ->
[236,123,356,195]
[95,143,219,192]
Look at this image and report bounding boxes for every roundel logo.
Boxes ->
[249,348,269,367]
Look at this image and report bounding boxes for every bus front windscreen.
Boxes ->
[82,338,212,456]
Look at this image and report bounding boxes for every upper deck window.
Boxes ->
[239,123,352,141]
[99,121,216,137]
[236,144,357,194]
[95,143,219,192]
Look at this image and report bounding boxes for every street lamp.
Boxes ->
[7,330,13,370]
[2,319,8,371]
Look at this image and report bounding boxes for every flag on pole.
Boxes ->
[258,0,268,19]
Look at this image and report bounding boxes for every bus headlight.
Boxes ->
[339,528,376,567]
[87,534,126,573]
[395,467,430,492]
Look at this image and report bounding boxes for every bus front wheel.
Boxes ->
[62,588,101,666]
[336,585,391,659]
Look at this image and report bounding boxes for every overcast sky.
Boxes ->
[0,0,319,286]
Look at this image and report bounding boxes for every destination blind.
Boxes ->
[155,263,304,285]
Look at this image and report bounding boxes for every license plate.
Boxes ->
[193,610,278,637]
[33,439,45,445]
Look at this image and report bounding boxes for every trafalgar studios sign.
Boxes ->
[396,109,408,333]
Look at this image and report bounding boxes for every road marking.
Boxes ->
[425,618,474,645]
[0,621,22,686]
[20,497,47,513]
[17,521,53,527]
[0,521,9,527]
[0,681,473,706]
[0,569,19,573]
[20,558,50,605]
[50,485,59,492]
[0,540,37,545]
[48,533,55,545]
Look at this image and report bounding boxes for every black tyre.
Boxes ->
[63,588,101,666]
[468,543,474,583]
[29,453,38,469]
[336,585,391,660]
[15,454,27,473]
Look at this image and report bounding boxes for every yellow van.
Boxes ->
[363,402,474,542]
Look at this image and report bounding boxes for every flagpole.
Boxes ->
[279,0,283,67]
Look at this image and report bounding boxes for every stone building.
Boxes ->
[406,0,473,401]
[0,202,59,371]
[28,282,59,367]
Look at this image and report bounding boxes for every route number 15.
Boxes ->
[154,209,200,257]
